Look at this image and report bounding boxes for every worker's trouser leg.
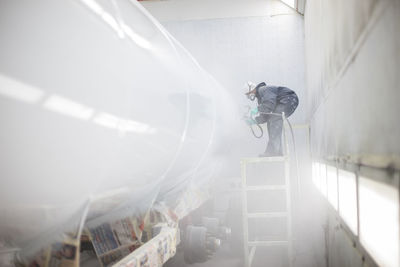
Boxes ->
[265,96,299,156]
[265,115,283,156]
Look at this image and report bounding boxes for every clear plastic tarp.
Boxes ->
[0,0,238,261]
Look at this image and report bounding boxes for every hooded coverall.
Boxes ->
[254,82,299,156]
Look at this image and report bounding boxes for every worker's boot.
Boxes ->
[260,138,283,157]
[259,149,283,157]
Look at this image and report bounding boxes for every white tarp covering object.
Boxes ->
[0,0,237,262]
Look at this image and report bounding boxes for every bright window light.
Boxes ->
[121,23,152,50]
[80,0,125,38]
[312,161,321,190]
[79,0,151,49]
[118,118,152,134]
[0,74,44,104]
[338,169,358,235]
[93,112,121,129]
[93,112,155,134]
[43,95,94,120]
[281,0,296,9]
[319,163,327,198]
[359,176,399,267]
[326,165,338,210]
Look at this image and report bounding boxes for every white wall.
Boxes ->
[305,0,400,266]
[305,0,400,164]
[163,14,306,122]
[140,0,297,22]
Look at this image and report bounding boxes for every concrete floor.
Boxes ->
[164,242,296,267]
[164,243,243,267]
[80,241,244,267]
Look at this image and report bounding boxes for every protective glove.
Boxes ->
[250,107,258,116]
[245,117,257,126]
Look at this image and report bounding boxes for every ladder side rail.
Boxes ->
[282,112,293,267]
[241,161,251,267]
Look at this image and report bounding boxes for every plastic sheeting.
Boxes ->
[0,0,237,261]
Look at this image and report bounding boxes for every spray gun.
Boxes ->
[243,105,263,138]
[243,81,263,138]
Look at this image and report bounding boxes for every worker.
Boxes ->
[245,82,299,157]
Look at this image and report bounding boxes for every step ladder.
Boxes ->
[241,114,293,267]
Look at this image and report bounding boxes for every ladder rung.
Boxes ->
[249,246,257,267]
[247,212,287,218]
[248,241,288,247]
[241,156,287,164]
[245,185,286,191]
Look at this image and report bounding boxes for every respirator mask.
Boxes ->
[245,81,256,101]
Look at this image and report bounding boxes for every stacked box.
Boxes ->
[88,217,143,267]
